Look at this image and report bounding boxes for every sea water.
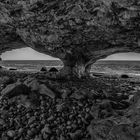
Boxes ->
[0,60,63,71]
[1,60,140,75]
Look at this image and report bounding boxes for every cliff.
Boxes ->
[0,0,140,77]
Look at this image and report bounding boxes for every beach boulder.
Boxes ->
[39,84,55,99]
[88,118,135,140]
[9,68,17,71]
[1,82,30,98]
[49,67,58,73]
[121,74,129,79]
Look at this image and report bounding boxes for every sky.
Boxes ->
[1,47,140,61]
[1,47,58,60]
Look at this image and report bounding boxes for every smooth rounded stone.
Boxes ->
[7,130,16,138]
[30,123,37,128]
[2,134,9,140]
[0,118,5,125]
[67,121,71,125]
[34,135,43,140]
[41,124,51,135]
[27,130,34,137]
[18,128,24,135]
[56,104,63,112]
[28,116,36,125]
[69,130,82,140]
[47,116,54,121]
[59,135,65,140]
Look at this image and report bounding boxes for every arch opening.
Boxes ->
[0,47,63,72]
[91,52,140,76]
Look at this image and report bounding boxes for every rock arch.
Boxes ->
[0,0,140,78]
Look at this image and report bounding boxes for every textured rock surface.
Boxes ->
[0,0,140,77]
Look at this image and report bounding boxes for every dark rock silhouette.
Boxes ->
[9,68,17,71]
[121,74,129,79]
[40,67,47,72]
[49,67,58,73]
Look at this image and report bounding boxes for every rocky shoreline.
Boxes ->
[0,71,140,140]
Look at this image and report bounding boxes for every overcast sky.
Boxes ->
[1,47,57,60]
[1,47,140,61]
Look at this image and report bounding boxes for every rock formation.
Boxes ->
[0,0,140,77]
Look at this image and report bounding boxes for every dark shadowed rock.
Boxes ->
[9,68,17,71]
[49,67,58,73]
[40,67,47,72]
[121,74,129,79]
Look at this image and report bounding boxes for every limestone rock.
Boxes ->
[1,82,30,98]
[39,84,55,99]
[88,118,135,140]
[27,79,40,91]
[0,0,140,77]
[7,130,15,138]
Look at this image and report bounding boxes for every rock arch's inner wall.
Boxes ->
[0,0,140,77]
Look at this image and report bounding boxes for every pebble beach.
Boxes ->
[0,70,140,140]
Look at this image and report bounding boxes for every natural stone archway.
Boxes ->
[0,0,140,78]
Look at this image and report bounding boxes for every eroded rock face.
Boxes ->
[0,0,140,77]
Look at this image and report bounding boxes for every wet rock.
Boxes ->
[39,84,55,99]
[7,130,15,138]
[1,83,30,98]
